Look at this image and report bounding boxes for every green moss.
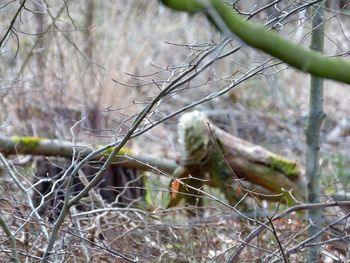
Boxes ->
[208,150,229,178]
[12,136,43,150]
[205,142,243,205]
[144,172,171,208]
[101,146,132,156]
[268,156,300,178]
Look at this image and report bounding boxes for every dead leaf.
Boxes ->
[171,180,180,200]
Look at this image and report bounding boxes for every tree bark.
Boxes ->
[306,2,325,261]
[171,111,306,208]
[0,135,177,173]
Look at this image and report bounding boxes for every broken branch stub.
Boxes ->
[177,111,306,204]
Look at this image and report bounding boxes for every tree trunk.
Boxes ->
[306,2,325,261]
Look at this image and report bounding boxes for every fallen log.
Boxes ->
[0,135,177,173]
[169,111,306,206]
[0,135,177,220]
[0,111,306,205]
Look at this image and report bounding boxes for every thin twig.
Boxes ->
[0,211,20,263]
[0,0,27,50]
[228,201,350,262]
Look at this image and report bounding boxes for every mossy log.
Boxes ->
[1,112,307,205]
[169,111,306,207]
[0,135,177,173]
